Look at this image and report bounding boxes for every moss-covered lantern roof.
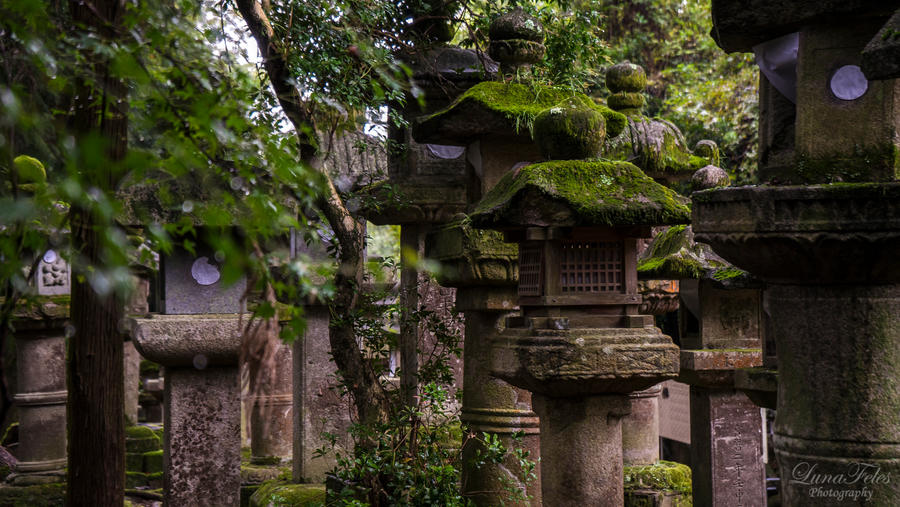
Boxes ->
[469,159,691,230]
[636,224,760,287]
[413,81,626,146]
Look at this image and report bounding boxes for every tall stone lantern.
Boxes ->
[468,104,688,504]
[695,2,900,504]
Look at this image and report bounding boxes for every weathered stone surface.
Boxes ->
[794,22,900,183]
[622,385,661,466]
[131,314,241,367]
[459,296,541,506]
[637,225,729,280]
[426,221,518,288]
[161,244,247,314]
[769,284,900,504]
[492,326,680,397]
[13,325,67,476]
[690,388,766,507]
[861,9,900,81]
[678,349,762,388]
[605,116,712,183]
[691,165,730,191]
[533,394,630,506]
[124,340,141,425]
[166,367,241,507]
[734,367,778,409]
[709,0,895,53]
[692,183,900,283]
[757,73,797,183]
[293,305,351,483]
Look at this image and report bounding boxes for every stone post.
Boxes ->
[292,304,351,482]
[131,237,246,506]
[621,385,661,467]
[9,252,70,485]
[534,394,631,503]
[697,3,900,503]
[458,288,541,506]
[9,302,68,484]
[426,223,541,506]
[250,341,293,464]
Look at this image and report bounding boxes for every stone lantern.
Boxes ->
[468,102,688,503]
[638,220,768,505]
[129,223,246,506]
[415,39,628,503]
[695,2,900,504]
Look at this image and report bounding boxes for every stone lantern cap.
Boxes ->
[469,159,691,231]
[709,0,895,53]
[637,224,759,285]
[413,82,626,146]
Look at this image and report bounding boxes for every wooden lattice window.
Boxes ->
[518,243,543,296]
[560,241,623,293]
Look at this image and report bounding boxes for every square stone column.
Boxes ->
[132,314,243,506]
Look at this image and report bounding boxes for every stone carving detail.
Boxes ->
[36,252,70,296]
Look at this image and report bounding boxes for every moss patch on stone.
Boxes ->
[125,425,161,453]
[793,143,900,184]
[637,225,728,280]
[606,116,708,179]
[143,449,164,474]
[470,159,691,229]
[624,460,692,497]
[0,483,66,507]
[416,81,626,143]
[532,98,606,160]
[249,481,326,507]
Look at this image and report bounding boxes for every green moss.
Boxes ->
[125,452,144,472]
[417,81,626,141]
[125,471,163,489]
[794,143,900,183]
[608,92,645,111]
[143,449,164,474]
[638,225,729,280]
[606,62,647,93]
[0,483,66,507]
[532,98,606,160]
[606,116,708,179]
[249,481,326,507]
[12,155,46,184]
[711,267,747,281]
[624,460,692,496]
[125,425,161,453]
[471,159,691,229]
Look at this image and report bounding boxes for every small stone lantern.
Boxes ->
[469,106,688,504]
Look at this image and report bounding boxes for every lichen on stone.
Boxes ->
[470,159,691,229]
[414,81,626,144]
[637,225,728,280]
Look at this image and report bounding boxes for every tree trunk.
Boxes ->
[66,1,127,505]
